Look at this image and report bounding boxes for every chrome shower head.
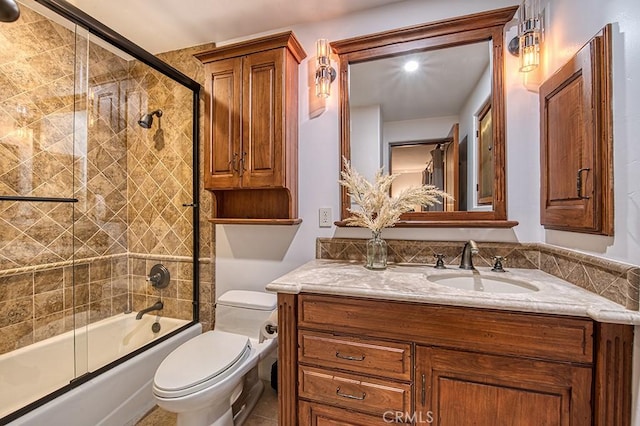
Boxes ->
[138,109,163,129]
[0,0,20,23]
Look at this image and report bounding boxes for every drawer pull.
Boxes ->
[336,386,366,400]
[335,352,365,361]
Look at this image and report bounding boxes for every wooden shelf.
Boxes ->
[208,218,302,225]
[334,220,519,228]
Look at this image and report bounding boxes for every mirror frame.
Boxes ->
[332,6,518,228]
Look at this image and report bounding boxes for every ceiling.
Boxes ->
[58,0,491,126]
[349,41,492,122]
[65,0,407,54]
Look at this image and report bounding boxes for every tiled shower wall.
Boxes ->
[0,4,209,355]
[156,44,217,331]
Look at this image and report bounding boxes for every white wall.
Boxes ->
[215,0,530,300]
[351,105,382,181]
[215,0,639,283]
[459,64,492,210]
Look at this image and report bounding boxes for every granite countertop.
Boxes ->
[265,259,640,325]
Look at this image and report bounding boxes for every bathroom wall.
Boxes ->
[125,55,199,322]
[535,0,640,265]
[213,0,639,293]
[154,43,217,330]
[0,4,209,355]
[214,0,529,299]
[0,4,132,354]
[350,105,382,181]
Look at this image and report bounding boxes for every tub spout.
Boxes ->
[135,300,163,320]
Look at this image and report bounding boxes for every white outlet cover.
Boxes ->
[319,208,332,227]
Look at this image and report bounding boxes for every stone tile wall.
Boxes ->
[0,4,131,354]
[0,5,209,355]
[0,254,128,355]
[129,255,194,321]
[156,43,217,331]
[317,238,640,310]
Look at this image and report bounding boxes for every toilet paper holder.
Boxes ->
[265,324,278,335]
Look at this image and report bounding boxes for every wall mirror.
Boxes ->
[332,6,518,227]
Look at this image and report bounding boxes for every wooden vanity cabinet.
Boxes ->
[415,346,591,425]
[195,32,306,223]
[279,293,632,426]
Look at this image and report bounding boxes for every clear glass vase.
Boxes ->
[366,231,388,270]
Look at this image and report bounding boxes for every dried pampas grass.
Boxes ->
[339,157,452,233]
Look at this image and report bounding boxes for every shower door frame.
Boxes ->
[2,0,201,422]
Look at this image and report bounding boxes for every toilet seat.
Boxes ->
[153,330,251,399]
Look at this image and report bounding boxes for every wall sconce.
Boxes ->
[315,38,336,98]
[508,0,542,72]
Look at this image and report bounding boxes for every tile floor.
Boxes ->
[136,380,278,425]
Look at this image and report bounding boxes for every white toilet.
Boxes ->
[153,290,278,426]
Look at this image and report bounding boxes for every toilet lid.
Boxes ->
[153,330,251,397]
[217,290,277,311]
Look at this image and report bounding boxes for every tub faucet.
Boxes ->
[459,240,479,270]
[136,300,163,320]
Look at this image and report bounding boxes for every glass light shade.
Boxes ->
[316,38,330,67]
[517,0,542,73]
[519,31,540,72]
[315,69,332,98]
[519,0,540,23]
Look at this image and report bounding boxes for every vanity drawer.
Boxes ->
[299,400,406,425]
[298,366,411,417]
[299,294,594,363]
[299,331,411,380]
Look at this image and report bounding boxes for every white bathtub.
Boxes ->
[1,313,200,425]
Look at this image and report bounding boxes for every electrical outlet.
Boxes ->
[319,208,332,227]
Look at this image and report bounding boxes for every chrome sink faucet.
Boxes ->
[135,300,163,320]
[459,240,479,270]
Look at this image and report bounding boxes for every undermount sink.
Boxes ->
[427,274,539,293]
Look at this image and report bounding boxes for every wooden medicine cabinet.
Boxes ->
[540,25,613,235]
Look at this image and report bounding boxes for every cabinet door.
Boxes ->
[415,346,592,426]
[539,27,612,235]
[241,49,284,188]
[204,57,242,189]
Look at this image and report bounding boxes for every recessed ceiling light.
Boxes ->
[404,60,419,72]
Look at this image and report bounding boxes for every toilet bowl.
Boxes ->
[153,290,277,426]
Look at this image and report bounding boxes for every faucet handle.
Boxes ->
[433,254,446,269]
[146,264,170,289]
[491,256,507,272]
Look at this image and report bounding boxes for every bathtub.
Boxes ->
[0,313,200,425]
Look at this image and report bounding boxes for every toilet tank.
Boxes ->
[215,291,277,339]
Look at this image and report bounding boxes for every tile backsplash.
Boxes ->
[317,238,640,310]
